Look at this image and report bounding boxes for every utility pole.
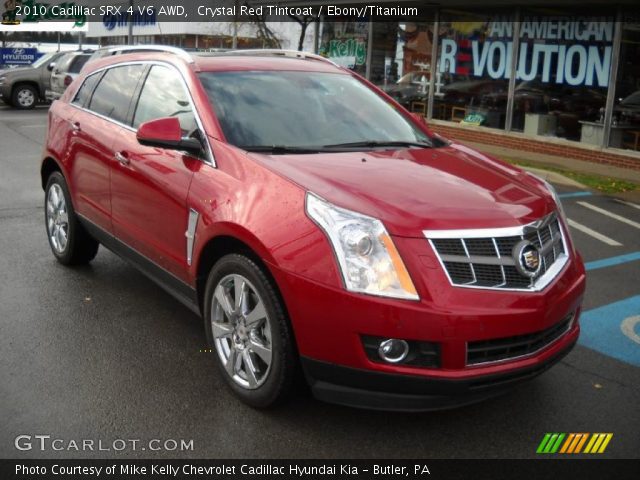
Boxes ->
[232,0,238,49]
[127,0,134,45]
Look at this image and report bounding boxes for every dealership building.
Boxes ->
[264,0,640,171]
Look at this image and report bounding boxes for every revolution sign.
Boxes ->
[440,17,614,87]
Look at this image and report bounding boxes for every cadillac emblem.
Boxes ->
[513,240,542,278]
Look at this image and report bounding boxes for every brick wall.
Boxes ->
[428,122,640,172]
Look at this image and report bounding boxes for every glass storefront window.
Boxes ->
[372,22,435,116]
[432,12,512,129]
[612,17,640,151]
[511,11,612,144]
[319,20,369,77]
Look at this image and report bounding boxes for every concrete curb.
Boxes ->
[520,166,587,189]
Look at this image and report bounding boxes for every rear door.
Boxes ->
[110,64,201,282]
[66,64,145,232]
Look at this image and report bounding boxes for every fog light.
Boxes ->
[378,339,409,363]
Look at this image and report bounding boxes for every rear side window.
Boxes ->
[72,72,101,107]
[55,54,73,71]
[132,65,197,134]
[88,65,144,124]
[69,55,90,73]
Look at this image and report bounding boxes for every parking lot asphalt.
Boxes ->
[1,106,638,459]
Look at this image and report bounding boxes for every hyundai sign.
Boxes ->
[0,47,40,65]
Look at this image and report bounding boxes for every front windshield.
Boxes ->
[31,52,56,69]
[199,70,433,150]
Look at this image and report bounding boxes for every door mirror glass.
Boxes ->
[47,62,56,72]
[136,117,202,155]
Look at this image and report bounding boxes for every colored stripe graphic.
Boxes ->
[537,433,613,454]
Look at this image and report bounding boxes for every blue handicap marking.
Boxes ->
[579,295,640,367]
[558,191,593,199]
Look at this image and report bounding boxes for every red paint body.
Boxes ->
[43,52,585,397]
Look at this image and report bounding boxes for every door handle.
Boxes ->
[114,151,130,166]
[70,121,81,132]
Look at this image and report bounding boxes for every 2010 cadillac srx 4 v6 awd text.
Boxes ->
[41,48,586,411]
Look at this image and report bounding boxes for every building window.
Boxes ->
[512,10,613,144]
[612,16,640,152]
[431,11,513,129]
[372,22,435,117]
[319,20,369,77]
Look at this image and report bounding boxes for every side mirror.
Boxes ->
[136,117,202,155]
[47,62,56,72]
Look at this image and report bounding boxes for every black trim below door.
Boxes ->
[78,214,200,316]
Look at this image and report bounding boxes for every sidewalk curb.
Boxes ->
[520,166,587,189]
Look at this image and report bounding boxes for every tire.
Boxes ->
[12,84,37,109]
[44,171,99,265]
[204,254,296,408]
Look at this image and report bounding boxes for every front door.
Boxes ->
[110,64,201,282]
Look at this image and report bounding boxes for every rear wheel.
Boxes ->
[44,171,99,265]
[204,254,295,408]
[12,84,37,109]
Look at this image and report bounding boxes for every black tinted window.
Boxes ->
[133,65,197,134]
[89,65,144,124]
[72,72,101,107]
[69,55,90,73]
[199,71,431,148]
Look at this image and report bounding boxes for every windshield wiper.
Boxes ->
[322,140,433,149]
[241,145,327,154]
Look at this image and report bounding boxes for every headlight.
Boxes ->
[305,193,419,300]
[530,174,573,245]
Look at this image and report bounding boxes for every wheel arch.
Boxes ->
[12,81,41,99]
[40,156,64,190]
[195,231,279,312]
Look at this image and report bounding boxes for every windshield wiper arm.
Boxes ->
[240,145,326,154]
[322,140,432,149]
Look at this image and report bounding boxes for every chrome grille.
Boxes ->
[466,312,575,365]
[425,213,569,291]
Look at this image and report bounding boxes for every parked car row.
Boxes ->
[0,45,190,109]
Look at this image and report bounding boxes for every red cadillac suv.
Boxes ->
[41,48,586,411]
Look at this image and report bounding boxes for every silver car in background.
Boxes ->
[45,51,92,101]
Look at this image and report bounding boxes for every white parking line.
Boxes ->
[613,198,640,211]
[567,219,623,246]
[577,201,640,230]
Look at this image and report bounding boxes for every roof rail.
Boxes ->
[208,49,340,68]
[105,45,195,63]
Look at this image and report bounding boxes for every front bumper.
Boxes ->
[302,335,577,411]
[267,240,585,409]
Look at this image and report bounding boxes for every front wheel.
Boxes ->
[12,84,37,109]
[204,254,296,408]
[45,172,99,265]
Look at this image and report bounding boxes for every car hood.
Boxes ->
[247,143,554,238]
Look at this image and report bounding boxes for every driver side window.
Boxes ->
[133,65,198,135]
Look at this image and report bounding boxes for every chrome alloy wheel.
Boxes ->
[211,274,273,389]
[17,88,35,108]
[46,184,69,253]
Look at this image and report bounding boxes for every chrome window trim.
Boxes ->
[424,213,570,293]
[69,59,216,167]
